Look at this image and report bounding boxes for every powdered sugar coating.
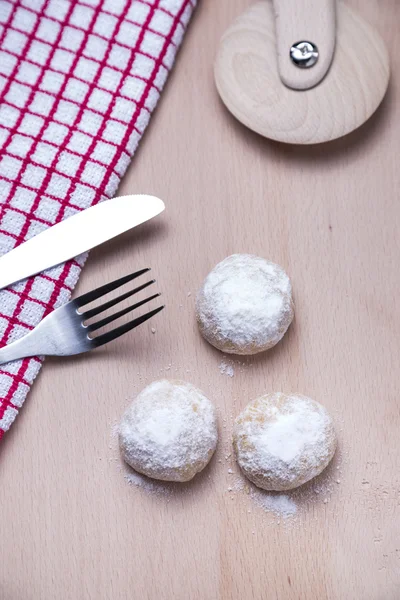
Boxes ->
[119,380,218,482]
[196,254,294,355]
[233,393,337,491]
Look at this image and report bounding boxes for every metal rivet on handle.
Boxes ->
[290,41,319,68]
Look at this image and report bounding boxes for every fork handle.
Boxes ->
[0,306,84,364]
[0,312,64,364]
[0,330,43,365]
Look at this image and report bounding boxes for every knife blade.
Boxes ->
[0,194,165,291]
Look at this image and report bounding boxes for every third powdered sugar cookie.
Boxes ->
[233,393,337,491]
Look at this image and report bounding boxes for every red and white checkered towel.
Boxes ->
[0,0,196,440]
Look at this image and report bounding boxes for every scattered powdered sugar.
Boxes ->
[123,465,172,496]
[119,380,218,482]
[253,492,297,517]
[229,476,297,519]
[219,359,234,377]
[196,254,294,354]
[110,421,119,445]
[234,393,337,491]
[232,477,245,492]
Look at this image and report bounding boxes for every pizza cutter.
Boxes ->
[214,0,390,144]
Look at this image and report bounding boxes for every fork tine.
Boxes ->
[91,305,164,348]
[75,268,150,308]
[89,293,161,332]
[82,279,155,320]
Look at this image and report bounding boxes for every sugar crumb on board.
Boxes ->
[218,355,255,378]
[255,493,298,518]
[219,359,234,377]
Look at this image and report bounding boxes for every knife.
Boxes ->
[0,194,165,291]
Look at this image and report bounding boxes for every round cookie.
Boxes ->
[233,393,337,491]
[196,254,294,355]
[119,380,218,482]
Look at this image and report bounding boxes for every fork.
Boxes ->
[0,269,164,365]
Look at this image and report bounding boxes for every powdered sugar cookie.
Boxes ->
[233,393,337,491]
[119,380,218,482]
[196,254,294,355]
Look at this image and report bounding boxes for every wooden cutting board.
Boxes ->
[1,1,399,598]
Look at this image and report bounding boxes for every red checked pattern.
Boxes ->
[0,0,196,439]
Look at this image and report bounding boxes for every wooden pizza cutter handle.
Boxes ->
[273,0,336,90]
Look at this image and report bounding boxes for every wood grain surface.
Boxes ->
[1,1,400,599]
[215,1,390,143]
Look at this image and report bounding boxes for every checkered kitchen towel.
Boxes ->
[0,0,196,439]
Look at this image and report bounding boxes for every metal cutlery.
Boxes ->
[0,194,165,290]
[0,269,164,364]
